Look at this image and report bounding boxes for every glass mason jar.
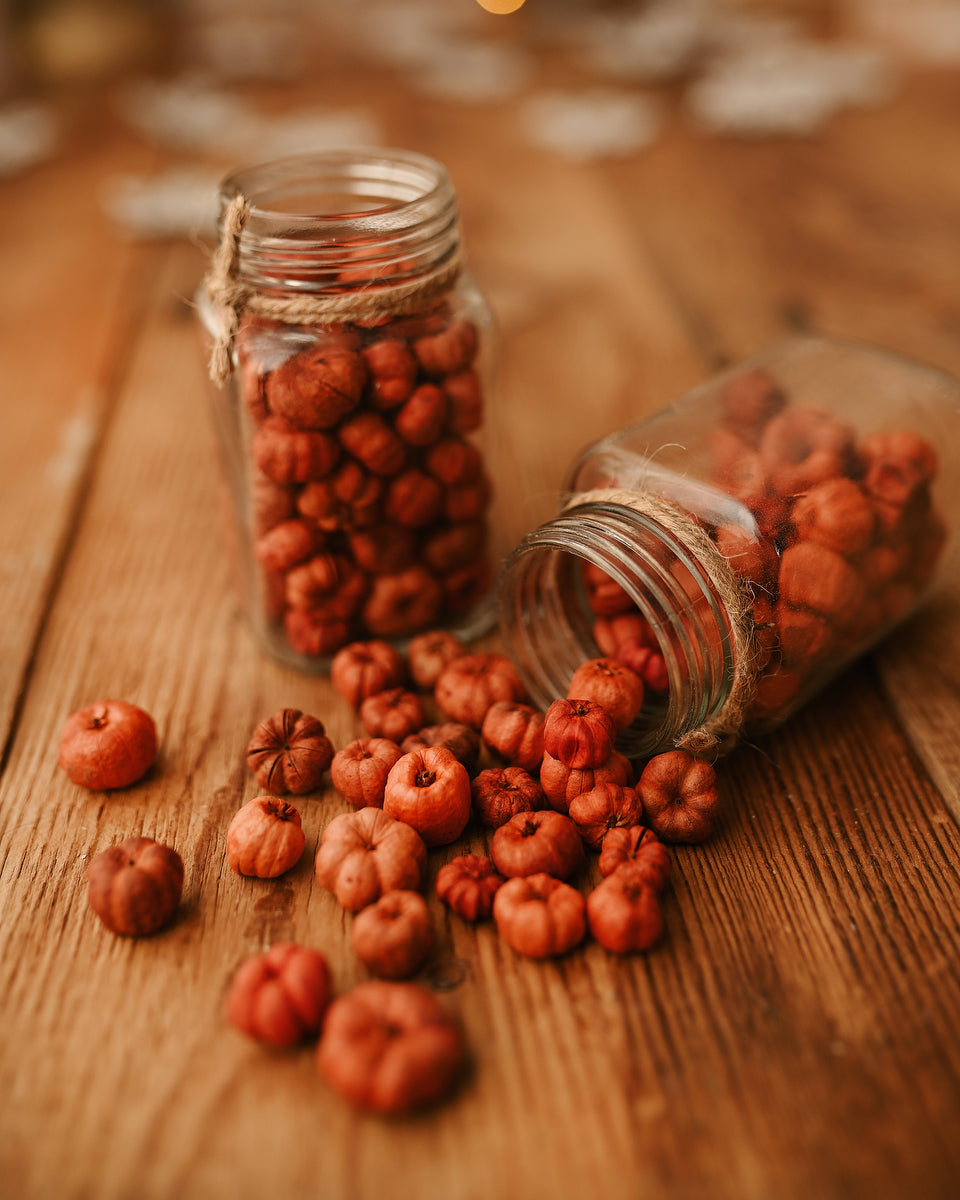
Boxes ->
[499,337,960,758]
[197,149,498,668]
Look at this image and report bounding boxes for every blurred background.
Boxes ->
[2,0,958,241]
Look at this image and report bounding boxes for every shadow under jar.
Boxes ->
[197,149,497,668]
[498,336,960,759]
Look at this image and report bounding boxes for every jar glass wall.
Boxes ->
[499,337,960,757]
[197,149,499,668]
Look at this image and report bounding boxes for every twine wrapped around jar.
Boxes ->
[565,488,764,755]
[203,194,463,385]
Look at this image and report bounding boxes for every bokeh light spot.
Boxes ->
[476,0,526,14]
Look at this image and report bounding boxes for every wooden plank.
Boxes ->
[0,100,158,758]
[5,48,960,1200]
[3,173,960,1198]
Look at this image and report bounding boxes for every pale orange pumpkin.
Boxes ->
[315,808,426,911]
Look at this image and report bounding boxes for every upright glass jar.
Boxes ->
[197,149,497,668]
[499,337,960,758]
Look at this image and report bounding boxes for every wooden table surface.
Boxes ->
[3,19,960,1200]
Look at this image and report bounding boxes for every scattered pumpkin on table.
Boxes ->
[382,746,471,848]
[330,639,406,709]
[434,652,527,728]
[539,749,633,814]
[566,658,645,731]
[330,737,402,809]
[480,700,545,773]
[400,722,481,774]
[226,943,332,1047]
[587,871,664,955]
[406,629,467,689]
[73,627,730,1118]
[317,980,466,1115]
[359,687,426,742]
[59,700,157,791]
[245,707,334,796]
[471,765,543,829]
[226,795,306,879]
[638,751,721,844]
[315,808,427,912]
[87,836,183,936]
[568,781,644,851]
[491,810,585,882]
[598,826,671,893]
[493,873,587,959]
[435,854,505,921]
[351,889,434,980]
[543,697,617,770]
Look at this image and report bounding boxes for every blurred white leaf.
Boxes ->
[120,76,255,152]
[583,0,711,82]
[521,89,662,162]
[102,168,221,239]
[413,41,533,103]
[687,40,896,137]
[119,75,381,159]
[0,103,58,177]
[187,17,306,81]
[243,109,382,159]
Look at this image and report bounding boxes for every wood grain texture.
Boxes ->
[2,29,960,1200]
[0,95,159,758]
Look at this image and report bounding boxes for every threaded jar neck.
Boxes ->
[219,149,460,297]
[497,501,737,759]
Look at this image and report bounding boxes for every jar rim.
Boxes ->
[497,502,736,759]
[218,149,460,296]
[220,148,455,233]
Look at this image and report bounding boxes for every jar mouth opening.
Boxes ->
[221,148,457,258]
[497,504,736,759]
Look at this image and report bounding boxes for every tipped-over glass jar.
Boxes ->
[499,337,960,758]
[197,149,497,668]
